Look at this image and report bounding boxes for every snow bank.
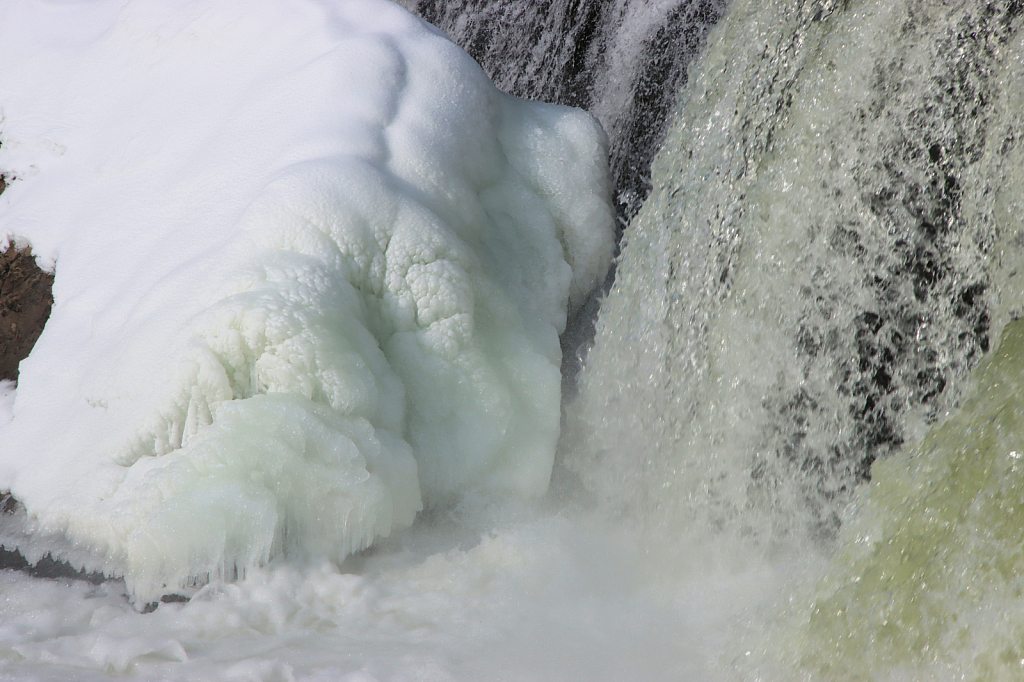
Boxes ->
[0,0,614,600]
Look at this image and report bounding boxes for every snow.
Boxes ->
[0,0,614,601]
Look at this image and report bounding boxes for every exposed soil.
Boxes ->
[0,244,54,383]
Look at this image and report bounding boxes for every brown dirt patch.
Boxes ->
[0,245,54,383]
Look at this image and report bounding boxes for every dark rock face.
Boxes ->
[400,0,727,226]
[0,244,54,384]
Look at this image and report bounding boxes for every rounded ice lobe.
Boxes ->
[0,0,614,600]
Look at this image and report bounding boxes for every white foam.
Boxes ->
[0,0,614,600]
[0,506,801,681]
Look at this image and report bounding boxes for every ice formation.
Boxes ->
[0,0,614,600]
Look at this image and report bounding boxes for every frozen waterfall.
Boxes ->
[2,0,1024,679]
[0,0,614,601]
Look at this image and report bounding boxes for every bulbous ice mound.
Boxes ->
[0,0,614,600]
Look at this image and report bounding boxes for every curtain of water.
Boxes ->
[564,2,1024,676]
[569,0,1024,549]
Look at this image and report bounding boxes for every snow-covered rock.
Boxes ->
[0,0,614,600]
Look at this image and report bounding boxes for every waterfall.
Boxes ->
[565,0,1024,677]
[782,318,1024,679]
[6,0,1024,678]
[568,0,1024,542]
[401,5,1024,676]
[405,0,1024,546]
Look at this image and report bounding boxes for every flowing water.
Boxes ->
[422,0,1024,678]
[564,0,1024,678]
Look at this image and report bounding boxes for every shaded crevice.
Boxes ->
[0,496,105,584]
[0,548,106,585]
